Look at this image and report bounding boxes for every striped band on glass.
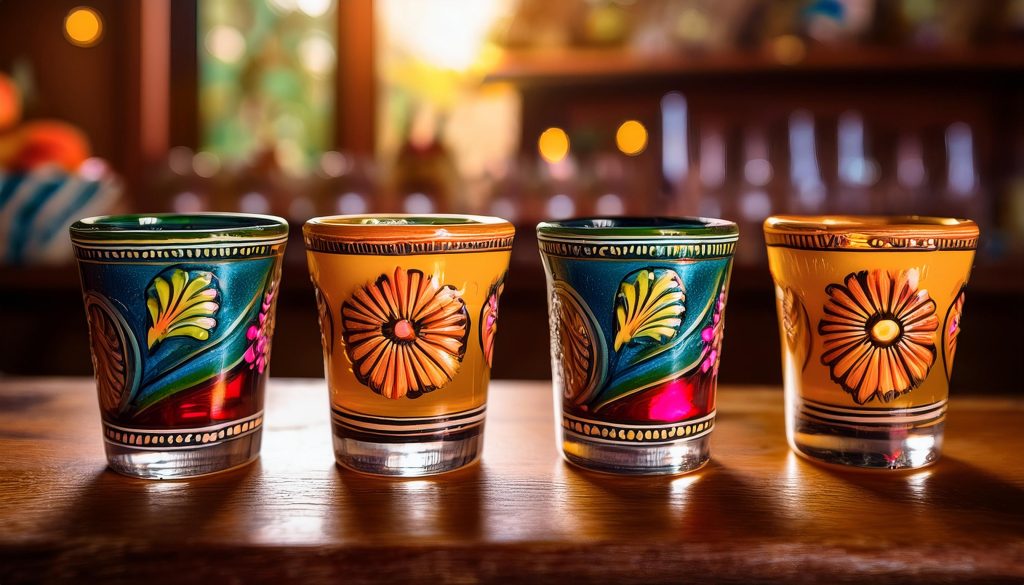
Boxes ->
[797,398,947,430]
[102,411,264,451]
[304,236,514,256]
[331,404,487,438]
[763,232,977,251]
[72,238,288,262]
[562,411,716,445]
[537,237,736,260]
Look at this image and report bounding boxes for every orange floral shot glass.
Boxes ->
[764,216,979,470]
[304,215,514,476]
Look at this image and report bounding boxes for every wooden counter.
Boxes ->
[1,379,1022,584]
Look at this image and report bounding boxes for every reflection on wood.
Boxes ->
[0,379,1021,583]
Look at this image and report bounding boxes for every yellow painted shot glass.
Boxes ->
[304,215,514,476]
[764,216,979,470]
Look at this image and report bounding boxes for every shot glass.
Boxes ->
[304,214,514,476]
[538,217,739,475]
[71,213,288,479]
[764,215,979,470]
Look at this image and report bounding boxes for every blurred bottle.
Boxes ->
[590,152,628,217]
[834,111,877,214]
[735,126,775,264]
[162,146,209,213]
[884,132,929,215]
[1004,136,1024,256]
[392,105,459,214]
[539,155,580,221]
[787,111,828,215]
[318,152,378,216]
[697,123,729,221]
[485,158,526,224]
[234,150,277,216]
[662,92,696,215]
[941,122,985,224]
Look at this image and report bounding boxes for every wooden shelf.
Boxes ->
[1,378,1023,584]
[485,45,1024,84]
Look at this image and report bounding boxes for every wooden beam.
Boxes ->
[336,0,375,155]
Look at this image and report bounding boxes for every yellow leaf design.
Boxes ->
[613,269,685,351]
[146,268,220,349]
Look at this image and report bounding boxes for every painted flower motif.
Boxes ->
[85,296,130,413]
[782,287,811,371]
[314,285,334,356]
[244,284,277,374]
[145,268,219,350]
[818,268,938,405]
[700,289,727,377]
[613,268,685,351]
[341,267,469,399]
[480,276,505,368]
[943,288,965,381]
[552,284,598,405]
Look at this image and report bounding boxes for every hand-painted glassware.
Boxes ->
[764,215,979,470]
[304,214,514,476]
[538,217,738,475]
[71,213,288,478]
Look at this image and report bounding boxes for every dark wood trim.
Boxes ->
[169,0,199,149]
[335,0,375,155]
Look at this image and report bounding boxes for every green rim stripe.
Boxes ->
[70,213,289,243]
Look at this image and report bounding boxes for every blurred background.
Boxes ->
[0,0,1022,391]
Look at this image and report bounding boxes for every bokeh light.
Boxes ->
[538,127,570,164]
[615,120,648,156]
[64,7,103,48]
[205,25,247,64]
[297,0,333,18]
[298,33,336,77]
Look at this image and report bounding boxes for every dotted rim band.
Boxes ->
[73,239,287,262]
[562,411,716,445]
[102,411,264,451]
[538,238,736,260]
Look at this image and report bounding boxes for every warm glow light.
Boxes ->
[297,0,333,17]
[64,7,103,47]
[205,25,247,64]
[538,127,570,164]
[298,34,335,76]
[771,35,806,65]
[616,120,648,156]
[380,0,503,71]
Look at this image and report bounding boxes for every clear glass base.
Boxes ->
[789,417,944,470]
[333,427,483,477]
[561,432,711,475]
[104,431,262,479]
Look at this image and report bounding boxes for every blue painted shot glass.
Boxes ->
[538,217,738,475]
[71,213,288,479]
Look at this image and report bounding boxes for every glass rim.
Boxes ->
[304,214,513,238]
[536,216,738,240]
[303,214,515,254]
[70,213,289,243]
[764,215,979,251]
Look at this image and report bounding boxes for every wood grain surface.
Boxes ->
[0,379,1022,584]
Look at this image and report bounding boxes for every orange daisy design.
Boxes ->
[818,268,938,405]
[341,267,469,399]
